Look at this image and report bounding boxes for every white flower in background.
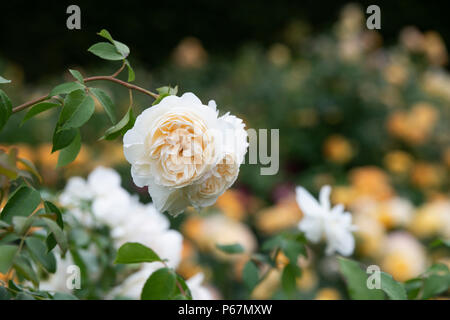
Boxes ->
[123,92,248,216]
[186,273,215,300]
[58,166,215,299]
[39,252,75,293]
[296,185,357,256]
[110,263,162,299]
[111,201,183,268]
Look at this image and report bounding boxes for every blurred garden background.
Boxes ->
[1,1,449,299]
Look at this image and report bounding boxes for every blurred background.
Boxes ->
[1,1,449,299]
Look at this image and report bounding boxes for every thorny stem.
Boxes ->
[11,64,159,114]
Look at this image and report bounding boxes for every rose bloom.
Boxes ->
[123,93,248,215]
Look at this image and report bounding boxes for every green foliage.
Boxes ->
[0,89,12,131]
[380,272,407,300]
[56,130,81,167]
[338,257,384,300]
[216,243,244,254]
[42,218,68,254]
[88,43,125,61]
[0,245,18,273]
[25,237,57,273]
[152,85,178,105]
[0,185,41,224]
[97,29,130,59]
[21,102,60,126]
[420,264,450,299]
[100,107,135,140]
[281,263,300,296]
[69,69,84,84]
[52,127,77,152]
[49,82,85,97]
[58,90,95,130]
[337,257,447,300]
[89,87,116,123]
[115,242,192,300]
[141,268,177,300]
[242,260,259,292]
[125,59,135,82]
[115,242,163,264]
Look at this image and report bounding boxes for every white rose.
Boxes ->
[296,185,357,256]
[186,273,215,300]
[123,92,248,215]
[111,201,183,268]
[186,113,248,209]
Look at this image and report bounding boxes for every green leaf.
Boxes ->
[49,82,84,97]
[173,275,192,300]
[12,216,35,235]
[216,243,244,254]
[280,239,306,264]
[0,286,12,300]
[89,87,116,123]
[0,75,11,84]
[0,245,18,273]
[281,263,300,295]
[52,127,77,152]
[404,278,422,300]
[156,86,178,95]
[97,29,130,58]
[69,69,84,83]
[88,42,124,61]
[57,130,81,167]
[25,237,57,273]
[0,89,12,131]
[338,257,385,300]
[44,201,63,229]
[422,274,450,299]
[21,102,60,126]
[13,255,39,286]
[100,107,135,140]
[115,242,162,264]
[42,218,68,254]
[58,90,85,125]
[261,235,283,252]
[125,59,135,82]
[45,234,57,253]
[59,92,95,130]
[17,158,42,182]
[242,260,259,292]
[15,292,35,300]
[430,238,450,249]
[152,86,178,106]
[141,268,176,300]
[52,292,78,300]
[380,272,407,300]
[97,29,115,43]
[1,185,41,224]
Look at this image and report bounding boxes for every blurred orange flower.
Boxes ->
[349,166,393,200]
[323,134,354,164]
[387,102,438,145]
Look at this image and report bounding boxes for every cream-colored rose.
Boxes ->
[123,93,248,215]
[187,113,248,209]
